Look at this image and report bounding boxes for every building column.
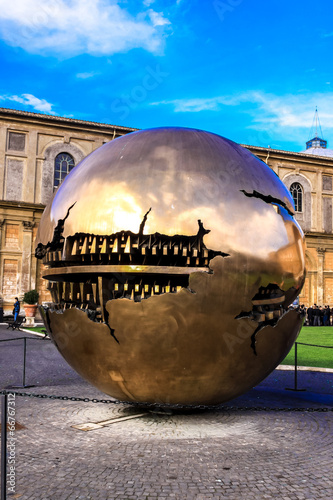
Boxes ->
[317,247,326,305]
[30,227,38,291]
[308,272,314,305]
[0,220,4,300]
[0,219,4,249]
[21,221,34,293]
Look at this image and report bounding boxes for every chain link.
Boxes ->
[0,389,331,412]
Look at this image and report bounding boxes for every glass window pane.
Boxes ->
[290,183,302,212]
[54,152,75,189]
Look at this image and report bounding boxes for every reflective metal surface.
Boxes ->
[36,127,306,405]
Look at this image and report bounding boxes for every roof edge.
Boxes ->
[242,143,333,161]
[0,107,138,132]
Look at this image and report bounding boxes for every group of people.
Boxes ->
[299,304,333,326]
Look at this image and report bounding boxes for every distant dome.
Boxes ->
[300,147,333,158]
[301,110,333,157]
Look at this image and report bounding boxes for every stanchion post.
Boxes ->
[23,337,27,388]
[1,393,7,500]
[5,337,34,390]
[286,341,306,392]
[294,342,298,391]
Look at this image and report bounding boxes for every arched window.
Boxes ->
[290,182,303,212]
[54,153,75,188]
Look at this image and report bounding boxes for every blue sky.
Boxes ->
[0,0,332,152]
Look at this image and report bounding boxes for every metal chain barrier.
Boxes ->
[0,389,331,412]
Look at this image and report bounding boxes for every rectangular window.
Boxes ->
[322,175,332,191]
[323,197,333,233]
[8,132,26,152]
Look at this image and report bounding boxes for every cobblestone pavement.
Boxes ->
[0,326,332,499]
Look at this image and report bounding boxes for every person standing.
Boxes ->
[307,305,313,326]
[313,305,320,326]
[13,297,20,321]
[324,305,331,326]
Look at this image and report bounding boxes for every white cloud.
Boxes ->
[152,91,333,130]
[151,91,333,148]
[151,96,236,112]
[0,93,55,113]
[76,71,99,79]
[0,0,171,57]
[147,9,170,27]
[151,96,246,113]
[240,91,333,131]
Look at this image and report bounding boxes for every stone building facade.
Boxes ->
[0,106,333,310]
[0,107,135,311]
[251,144,333,307]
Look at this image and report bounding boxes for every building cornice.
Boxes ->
[1,107,332,166]
[0,200,45,212]
[243,144,333,167]
[303,232,333,243]
[0,107,137,135]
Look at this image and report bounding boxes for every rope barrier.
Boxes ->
[0,336,48,343]
[0,336,47,389]
[1,337,332,405]
[296,342,333,348]
[285,341,333,392]
[0,337,27,343]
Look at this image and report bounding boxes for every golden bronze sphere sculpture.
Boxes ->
[36,127,306,406]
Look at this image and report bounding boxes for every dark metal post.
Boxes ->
[7,337,34,390]
[1,393,7,500]
[22,337,27,388]
[294,342,298,391]
[286,342,305,392]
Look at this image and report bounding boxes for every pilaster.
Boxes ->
[317,247,326,304]
[21,221,34,293]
